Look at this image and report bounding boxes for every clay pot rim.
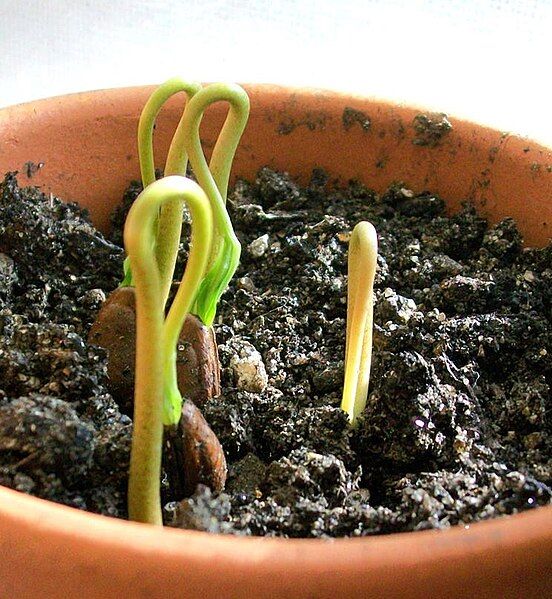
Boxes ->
[1,481,550,556]
[5,81,543,139]
[0,86,551,592]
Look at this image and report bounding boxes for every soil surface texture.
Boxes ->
[0,168,550,537]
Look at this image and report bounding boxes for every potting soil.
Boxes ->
[0,168,550,536]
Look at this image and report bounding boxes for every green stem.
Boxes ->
[179,83,250,325]
[341,222,378,426]
[136,78,202,307]
[161,198,214,423]
[206,83,250,202]
[138,78,202,187]
[124,175,212,525]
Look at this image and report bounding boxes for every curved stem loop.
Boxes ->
[135,78,202,306]
[179,83,250,325]
[137,77,202,187]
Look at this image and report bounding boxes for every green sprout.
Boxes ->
[122,78,203,304]
[125,175,212,525]
[124,79,249,326]
[180,83,250,326]
[118,80,249,524]
[341,221,378,426]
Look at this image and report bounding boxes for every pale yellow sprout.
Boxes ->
[341,221,378,426]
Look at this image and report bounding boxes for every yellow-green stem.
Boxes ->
[124,175,212,525]
[206,84,250,202]
[161,195,213,422]
[341,221,378,426]
[180,83,249,325]
[137,78,202,307]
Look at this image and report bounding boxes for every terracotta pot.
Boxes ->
[0,86,551,598]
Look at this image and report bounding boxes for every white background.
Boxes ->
[1,0,551,144]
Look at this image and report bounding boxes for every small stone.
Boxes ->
[506,471,526,490]
[248,234,269,258]
[237,276,255,291]
[376,289,418,324]
[523,270,536,283]
[229,339,268,393]
[170,485,233,533]
[431,254,463,278]
[289,353,309,366]
[330,277,344,292]
[337,231,351,243]
[0,253,14,273]
[13,473,36,493]
[79,288,106,309]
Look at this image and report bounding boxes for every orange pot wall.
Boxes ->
[0,86,551,598]
[1,85,551,245]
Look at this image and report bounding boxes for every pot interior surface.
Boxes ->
[0,85,551,246]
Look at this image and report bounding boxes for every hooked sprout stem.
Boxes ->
[206,84,250,202]
[135,78,202,307]
[341,221,378,426]
[124,175,212,525]
[179,83,250,326]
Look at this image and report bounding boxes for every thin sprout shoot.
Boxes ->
[179,83,249,325]
[341,221,378,426]
[135,78,202,307]
[124,80,249,327]
[125,175,212,525]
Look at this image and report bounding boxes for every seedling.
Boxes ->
[103,80,249,404]
[121,77,202,299]
[125,175,212,525]
[124,81,249,525]
[135,77,202,306]
[341,221,378,426]
[179,83,250,326]
[124,79,249,326]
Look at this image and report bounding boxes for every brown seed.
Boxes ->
[88,286,136,414]
[165,399,227,496]
[88,286,220,414]
[177,314,221,409]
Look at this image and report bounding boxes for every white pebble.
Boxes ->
[248,234,269,258]
[230,340,268,393]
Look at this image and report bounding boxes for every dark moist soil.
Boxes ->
[0,168,551,537]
